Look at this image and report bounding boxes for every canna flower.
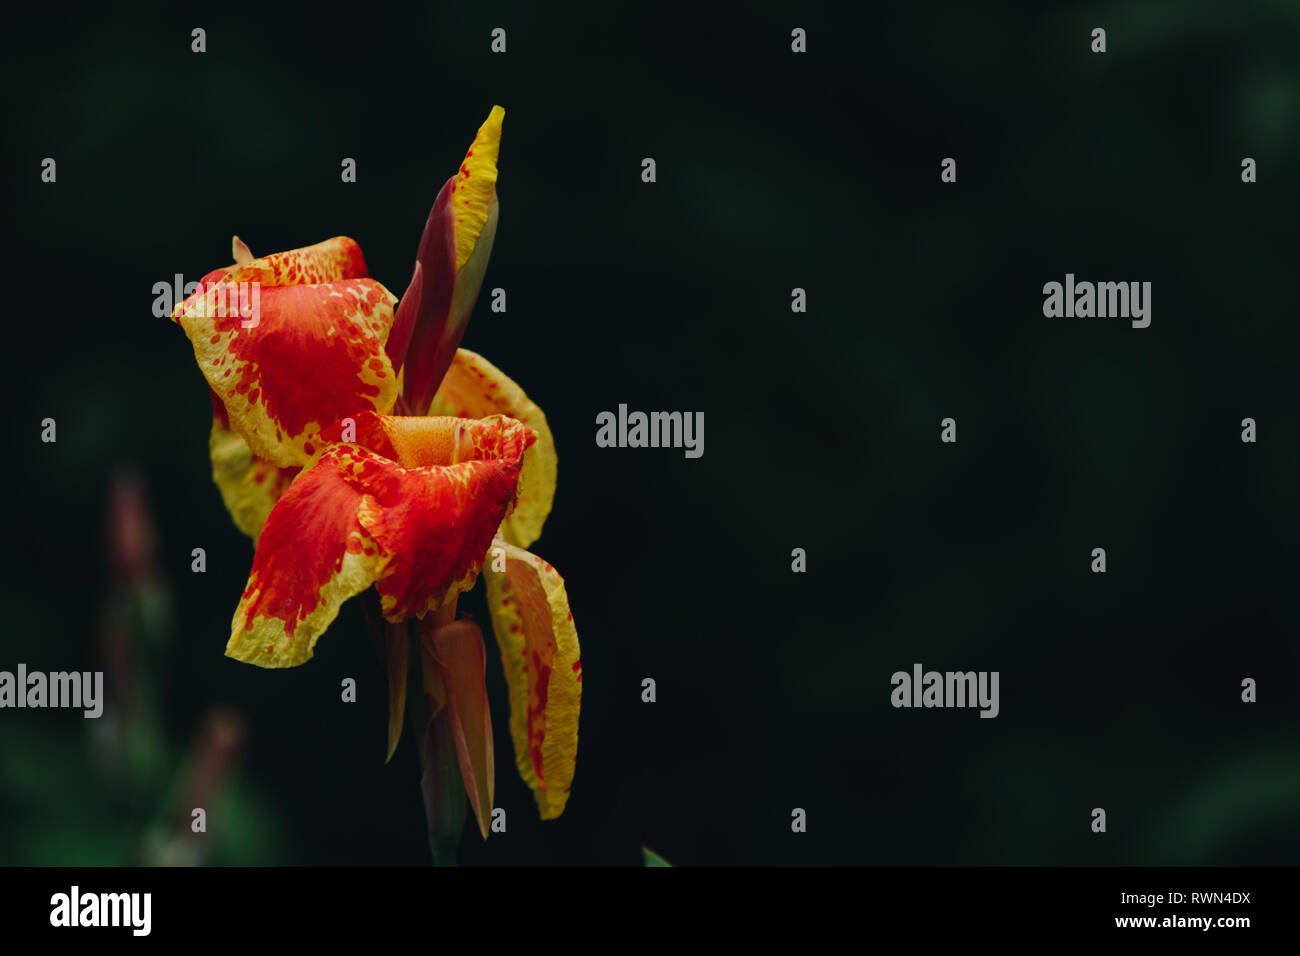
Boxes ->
[166,107,580,833]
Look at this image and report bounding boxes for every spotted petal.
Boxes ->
[173,237,399,469]
[393,107,503,414]
[483,538,580,819]
[430,350,556,549]
[451,106,503,273]
[226,416,535,668]
[208,390,299,541]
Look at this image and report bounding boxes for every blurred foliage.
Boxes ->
[0,471,287,865]
[642,846,672,867]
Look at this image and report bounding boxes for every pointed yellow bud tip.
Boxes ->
[231,235,254,265]
[451,106,504,273]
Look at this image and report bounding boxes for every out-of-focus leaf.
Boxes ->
[643,846,672,867]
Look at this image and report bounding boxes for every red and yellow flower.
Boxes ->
[166,107,580,835]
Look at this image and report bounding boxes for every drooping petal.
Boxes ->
[173,237,398,468]
[208,390,299,541]
[483,538,580,819]
[226,417,534,668]
[225,446,381,668]
[430,349,556,548]
[421,618,495,840]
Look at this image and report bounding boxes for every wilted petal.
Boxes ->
[225,447,382,667]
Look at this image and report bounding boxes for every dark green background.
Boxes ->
[3,0,1299,865]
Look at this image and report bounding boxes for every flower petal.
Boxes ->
[452,106,503,273]
[384,260,423,374]
[231,235,255,265]
[363,592,410,764]
[317,410,532,471]
[225,447,382,668]
[208,390,299,541]
[226,418,535,667]
[173,238,398,468]
[430,350,556,548]
[398,108,503,414]
[418,658,468,864]
[483,538,580,819]
[219,235,370,288]
[173,236,372,325]
[383,620,408,764]
[355,420,535,621]
[396,178,456,414]
[422,618,495,840]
